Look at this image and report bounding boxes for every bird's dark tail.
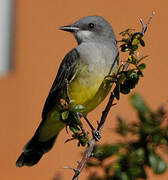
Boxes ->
[16,125,58,167]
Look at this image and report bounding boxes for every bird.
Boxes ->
[16,15,119,167]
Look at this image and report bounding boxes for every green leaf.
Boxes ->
[118,73,126,84]
[132,44,138,51]
[130,93,151,113]
[70,104,85,112]
[129,72,138,79]
[136,148,145,164]
[126,69,136,77]
[138,63,146,70]
[93,145,119,161]
[152,134,163,144]
[127,78,139,89]
[120,172,129,180]
[140,39,145,47]
[128,166,147,179]
[138,167,147,179]
[111,162,121,171]
[114,172,129,180]
[120,85,130,94]
[120,74,139,93]
[69,111,81,125]
[61,111,69,120]
[137,70,144,77]
[120,44,129,52]
[117,116,129,136]
[149,152,167,174]
[70,126,80,133]
[114,83,120,100]
[80,137,87,146]
[132,38,139,45]
[128,166,143,177]
[86,161,100,167]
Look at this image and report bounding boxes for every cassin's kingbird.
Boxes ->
[16,15,119,167]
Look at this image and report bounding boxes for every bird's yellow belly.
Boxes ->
[68,71,112,115]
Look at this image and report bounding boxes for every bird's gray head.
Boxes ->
[60,15,116,44]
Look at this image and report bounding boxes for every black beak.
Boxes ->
[59,25,79,32]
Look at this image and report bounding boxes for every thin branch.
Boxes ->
[70,13,154,180]
[72,92,116,180]
[79,123,90,143]
[83,116,95,131]
[97,92,115,131]
[140,11,155,35]
[123,11,155,71]
[72,139,96,180]
[62,166,77,172]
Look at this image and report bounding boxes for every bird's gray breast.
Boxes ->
[76,42,118,75]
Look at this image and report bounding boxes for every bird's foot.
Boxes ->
[92,130,101,141]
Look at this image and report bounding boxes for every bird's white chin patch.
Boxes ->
[76,30,92,40]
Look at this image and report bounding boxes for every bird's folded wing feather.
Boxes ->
[42,48,80,120]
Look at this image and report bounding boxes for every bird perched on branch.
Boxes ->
[16,15,119,167]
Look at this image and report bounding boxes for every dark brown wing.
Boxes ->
[42,48,79,120]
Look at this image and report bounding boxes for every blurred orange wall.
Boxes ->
[0,0,168,179]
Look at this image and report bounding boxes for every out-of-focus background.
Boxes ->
[0,0,167,179]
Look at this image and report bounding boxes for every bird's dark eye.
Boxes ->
[88,23,95,29]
